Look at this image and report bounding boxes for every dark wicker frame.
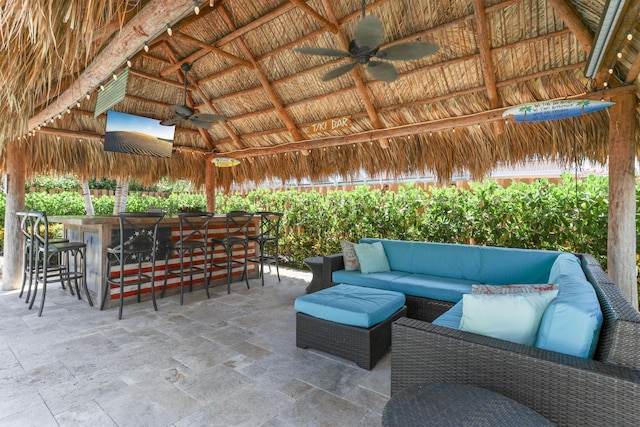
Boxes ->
[296,306,407,370]
[389,254,640,426]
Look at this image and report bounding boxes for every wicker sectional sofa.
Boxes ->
[322,239,640,425]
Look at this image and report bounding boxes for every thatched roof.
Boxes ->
[1,0,639,190]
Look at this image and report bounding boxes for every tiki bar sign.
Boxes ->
[306,116,352,134]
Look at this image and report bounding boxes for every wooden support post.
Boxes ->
[2,141,26,291]
[206,160,216,212]
[608,92,638,310]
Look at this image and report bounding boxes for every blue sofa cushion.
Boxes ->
[535,253,603,358]
[332,269,411,291]
[332,270,475,302]
[389,273,475,302]
[433,300,463,329]
[359,238,560,284]
[294,284,406,328]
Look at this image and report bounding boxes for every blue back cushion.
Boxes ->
[535,253,603,358]
[360,238,560,284]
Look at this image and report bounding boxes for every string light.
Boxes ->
[100,84,105,91]
[194,1,200,15]
[166,24,172,36]
[627,32,633,41]
[144,42,149,52]
[617,51,623,59]
[126,57,132,67]
[112,73,118,81]
[210,0,214,6]
[86,92,91,100]
[77,100,81,107]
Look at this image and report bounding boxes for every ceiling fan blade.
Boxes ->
[160,117,181,126]
[367,61,398,82]
[294,47,352,58]
[191,113,226,122]
[189,119,213,129]
[353,15,384,50]
[322,61,357,81]
[173,104,194,118]
[376,42,440,61]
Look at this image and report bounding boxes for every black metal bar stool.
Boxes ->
[247,211,283,287]
[101,212,164,319]
[208,211,253,294]
[26,211,92,316]
[17,210,71,303]
[162,212,214,305]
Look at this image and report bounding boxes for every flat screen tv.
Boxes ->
[104,110,175,158]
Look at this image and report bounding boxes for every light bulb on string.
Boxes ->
[144,42,149,52]
[126,57,132,67]
[86,92,91,100]
[100,84,105,91]
[194,2,200,14]
[627,32,633,41]
[112,73,118,81]
[210,0,214,6]
[166,24,172,36]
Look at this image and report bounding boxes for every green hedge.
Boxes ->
[0,175,636,274]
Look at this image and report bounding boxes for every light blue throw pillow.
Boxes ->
[353,241,391,274]
[459,290,559,346]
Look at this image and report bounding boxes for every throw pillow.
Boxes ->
[353,241,391,274]
[340,240,360,271]
[472,284,558,294]
[459,290,559,346]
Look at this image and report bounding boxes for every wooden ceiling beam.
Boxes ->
[27,0,198,131]
[38,127,103,141]
[320,0,389,149]
[173,31,254,68]
[214,2,297,47]
[125,70,189,90]
[210,62,587,145]
[198,4,571,113]
[472,0,504,135]
[288,0,339,33]
[218,6,305,148]
[210,85,636,159]
[160,49,210,77]
[626,54,640,84]
[547,0,593,54]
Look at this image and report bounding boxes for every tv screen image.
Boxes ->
[104,110,175,158]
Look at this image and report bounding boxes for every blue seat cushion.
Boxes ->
[332,270,475,302]
[433,300,463,330]
[294,284,406,328]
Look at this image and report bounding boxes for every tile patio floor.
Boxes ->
[0,268,391,427]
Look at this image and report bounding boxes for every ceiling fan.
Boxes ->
[160,63,225,129]
[294,0,439,82]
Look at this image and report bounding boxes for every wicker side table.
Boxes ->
[382,382,554,426]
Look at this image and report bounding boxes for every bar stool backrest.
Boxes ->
[116,212,165,262]
[177,212,214,247]
[256,211,283,241]
[224,211,254,242]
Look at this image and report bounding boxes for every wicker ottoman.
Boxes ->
[294,284,407,369]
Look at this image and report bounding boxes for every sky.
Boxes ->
[106,110,175,141]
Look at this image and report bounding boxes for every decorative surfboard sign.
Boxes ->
[502,100,615,122]
[213,157,240,167]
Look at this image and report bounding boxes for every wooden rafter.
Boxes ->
[288,0,339,33]
[209,85,637,160]
[626,54,640,84]
[173,31,254,68]
[320,0,390,149]
[218,6,305,147]
[472,0,504,135]
[209,62,586,146]
[547,0,593,54]
[162,42,217,151]
[28,0,197,131]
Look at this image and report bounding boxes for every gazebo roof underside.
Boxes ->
[1,0,639,190]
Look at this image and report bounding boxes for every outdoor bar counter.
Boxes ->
[48,215,259,309]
